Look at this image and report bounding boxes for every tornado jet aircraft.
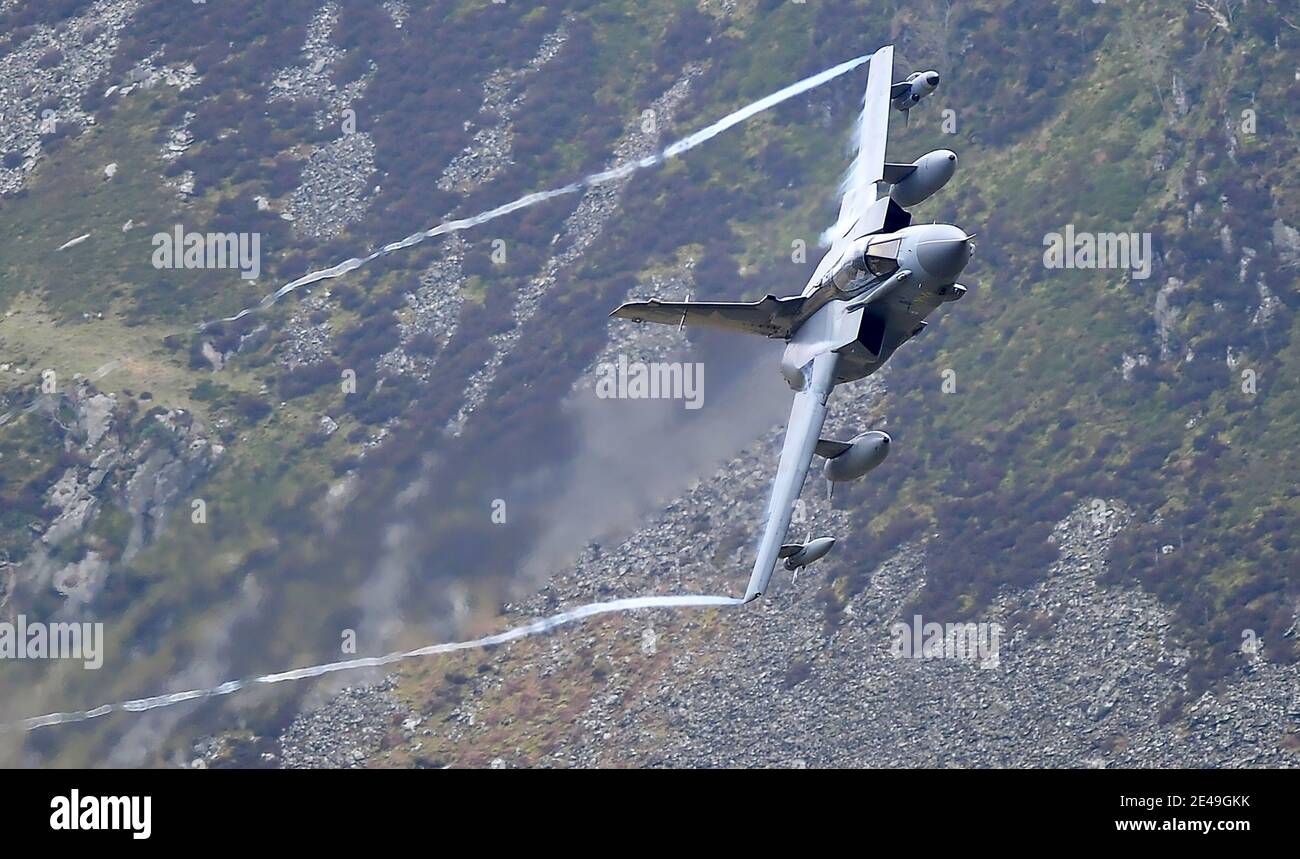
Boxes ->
[611,45,972,603]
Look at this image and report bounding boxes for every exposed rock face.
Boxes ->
[279,293,335,370]
[283,364,1297,767]
[382,1,409,30]
[286,131,377,242]
[271,1,378,240]
[267,1,370,124]
[1153,277,1182,361]
[42,462,106,548]
[121,416,217,559]
[276,677,402,768]
[1120,351,1149,381]
[31,385,122,552]
[375,24,571,384]
[377,238,468,381]
[1252,281,1283,327]
[123,50,201,94]
[160,110,195,162]
[0,0,142,195]
[1273,219,1300,268]
[11,383,222,611]
[274,21,576,384]
[436,25,570,195]
[4,0,1293,774]
[448,65,706,437]
[356,494,1296,768]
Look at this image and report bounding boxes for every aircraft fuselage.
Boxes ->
[781,223,971,389]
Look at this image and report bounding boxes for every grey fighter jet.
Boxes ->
[611,45,972,603]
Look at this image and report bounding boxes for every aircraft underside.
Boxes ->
[611,43,971,603]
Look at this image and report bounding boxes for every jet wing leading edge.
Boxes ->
[743,350,838,603]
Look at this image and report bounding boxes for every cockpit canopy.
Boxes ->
[861,236,901,277]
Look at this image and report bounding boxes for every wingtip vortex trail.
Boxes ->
[7,594,744,733]
[39,51,882,735]
[195,54,873,330]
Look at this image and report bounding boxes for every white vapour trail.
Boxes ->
[199,54,871,330]
[9,594,742,732]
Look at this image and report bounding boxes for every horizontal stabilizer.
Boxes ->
[610,294,805,339]
[814,439,852,459]
[778,543,803,559]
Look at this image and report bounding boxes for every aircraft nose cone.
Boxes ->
[926,71,940,86]
[916,232,972,282]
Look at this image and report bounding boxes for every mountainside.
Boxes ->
[0,0,1296,767]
